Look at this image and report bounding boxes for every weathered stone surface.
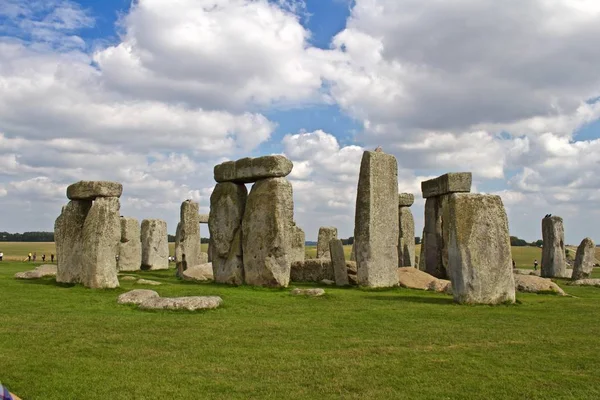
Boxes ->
[183,263,214,282]
[398,207,415,267]
[117,289,159,305]
[422,196,450,278]
[139,296,223,311]
[242,177,293,287]
[428,279,452,294]
[572,238,595,280]
[317,227,338,259]
[421,172,472,198]
[541,216,567,278]
[67,180,123,200]
[329,239,349,286]
[120,275,137,281]
[568,279,600,287]
[15,264,57,279]
[398,193,415,207]
[136,279,162,286]
[321,279,335,285]
[118,217,141,272]
[513,269,541,276]
[397,267,438,290]
[346,261,357,274]
[290,259,333,282]
[214,155,293,183]
[290,223,305,264]
[81,197,121,289]
[175,200,203,271]
[514,274,566,295]
[209,182,247,285]
[350,243,356,261]
[198,214,209,223]
[447,194,515,304]
[199,252,209,264]
[418,228,426,271]
[290,288,325,297]
[141,219,169,270]
[55,200,92,284]
[355,151,399,287]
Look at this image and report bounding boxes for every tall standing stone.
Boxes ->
[354,151,399,287]
[242,177,293,287]
[329,238,349,286]
[81,197,121,288]
[55,200,92,284]
[541,216,567,278]
[317,227,338,259]
[398,193,415,267]
[290,223,306,264]
[209,182,247,285]
[447,193,515,304]
[572,237,595,281]
[175,200,202,268]
[118,217,142,272]
[141,219,169,270]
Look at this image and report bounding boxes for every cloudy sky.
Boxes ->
[1,0,599,244]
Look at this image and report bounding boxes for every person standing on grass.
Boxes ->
[28,252,32,262]
[33,252,37,262]
[534,259,538,271]
[0,251,3,261]
[51,253,54,263]
[42,254,46,262]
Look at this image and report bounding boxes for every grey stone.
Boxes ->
[541,216,567,278]
[317,227,338,259]
[198,214,209,223]
[290,223,306,264]
[514,274,566,295]
[139,296,223,311]
[14,264,57,280]
[349,243,355,261]
[290,288,325,297]
[321,279,335,285]
[141,219,169,270]
[568,279,600,287]
[81,197,121,289]
[175,200,203,270]
[447,194,515,304]
[120,275,137,281]
[572,237,595,280]
[199,252,209,264]
[329,239,349,286]
[183,263,214,282]
[398,193,415,207]
[242,177,293,287]
[421,172,472,198]
[422,195,451,278]
[214,155,293,183]
[397,267,439,290]
[290,259,334,282]
[418,228,426,271]
[355,151,399,287]
[117,289,159,305]
[118,217,141,272]
[209,182,247,285]
[398,206,415,267]
[55,200,92,284]
[136,279,162,286]
[67,180,123,200]
[427,279,452,294]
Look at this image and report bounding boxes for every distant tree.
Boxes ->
[532,239,543,247]
[341,237,354,245]
[0,231,54,242]
[167,234,176,243]
[510,236,528,246]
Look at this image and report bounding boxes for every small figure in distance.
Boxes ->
[534,259,538,271]
[512,259,516,269]
[33,252,37,262]
[51,253,55,263]
[28,252,32,262]
[0,250,3,261]
[42,254,46,262]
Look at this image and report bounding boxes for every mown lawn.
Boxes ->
[2,261,600,399]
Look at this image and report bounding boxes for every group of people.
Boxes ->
[0,251,55,263]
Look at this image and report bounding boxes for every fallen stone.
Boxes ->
[67,180,123,200]
[182,263,214,282]
[290,288,325,297]
[541,215,568,278]
[290,259,333,282]
[120,275,137,281]
[55,200,92,284]
[214,155,293,183]
[117,289,160,305]
[398,193,415,207]
[136,279,162,286]
[572,237,595,281]
[568,279,600,287]
[14,264,58,279]
[321,279,335,285]
[397,267,439,290]
[139,296,223,311]
[427,279,452,294]
[329,238,349,286]
[317,227,338,259]
[118,216,142,272]
[141,219,169,270]
[513,274,566,295]
[421,172,472,198]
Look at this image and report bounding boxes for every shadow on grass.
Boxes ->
[367,294,454,305]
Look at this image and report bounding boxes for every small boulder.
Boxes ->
[513,275,566,296]
[136,279,162,286]
[397,267,438,290]
[14,264,57,279]
[182,263,214,282]
[321,279,335,285]
[119,275,137,281]
[568,279,600,287]
[290,288,325,297]
[427,279,452,294]
[117,289,159,305]
[139,296,222,311]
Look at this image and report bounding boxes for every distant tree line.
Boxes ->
[0,231,55,242]
[510,236,543,247]
[167,235,210,243]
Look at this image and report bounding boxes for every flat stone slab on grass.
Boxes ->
[139,296,223,311]
[119,275,137,281]
[182,263,214,282]
[117,289,159,305]
[397,267,448,292]
[568,279,600,287]
[136,279,162,286]
[214,155,293,183]
[67,180,123,200]
[14,264,57,279]
[513,275,566,296]
[290,288,325,297]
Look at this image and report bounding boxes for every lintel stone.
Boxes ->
[398,193,414,207]
[214,155,293,183]
[421,173,471,198]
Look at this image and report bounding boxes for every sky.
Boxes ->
[1,0,600,244]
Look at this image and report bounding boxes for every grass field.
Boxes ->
[2,261,600,399]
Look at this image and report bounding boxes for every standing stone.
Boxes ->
[141,219,169,270]
[572,237,596,281]
[242,177,293,287]
[290,223,306,263]
[175,200,203,269]
[329,239,349,286]
[55,200,92,284]
[209,182,247,285]
[418,228,426,271]
[541,216,567,278]
[81,197,121,288]
[118,217,142,272]
[447,194,515,304]
[354,151,399,287]
[317,227,338,259]
[350,243,356,261]
[398,206,415,267]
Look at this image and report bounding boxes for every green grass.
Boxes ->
[2,261,600,399]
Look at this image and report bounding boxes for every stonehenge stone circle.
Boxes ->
[242,177,293,287]
[209,182,247,285]
[329,239,349,286]
[118,217,142,272]
[290,223,306,264]
[67,180,123,200]
[447,194,515,304]
[541,216,567,278]
[572,237,596,281]
[214,155,293,184]
[354,150,399,287]
[317,227,338,259]
[398,193,415,267]
[81,197,121,289]
[141,219,169,270]
[55,200,92,284]
[175,200,203,270]
[291,259,334,282]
